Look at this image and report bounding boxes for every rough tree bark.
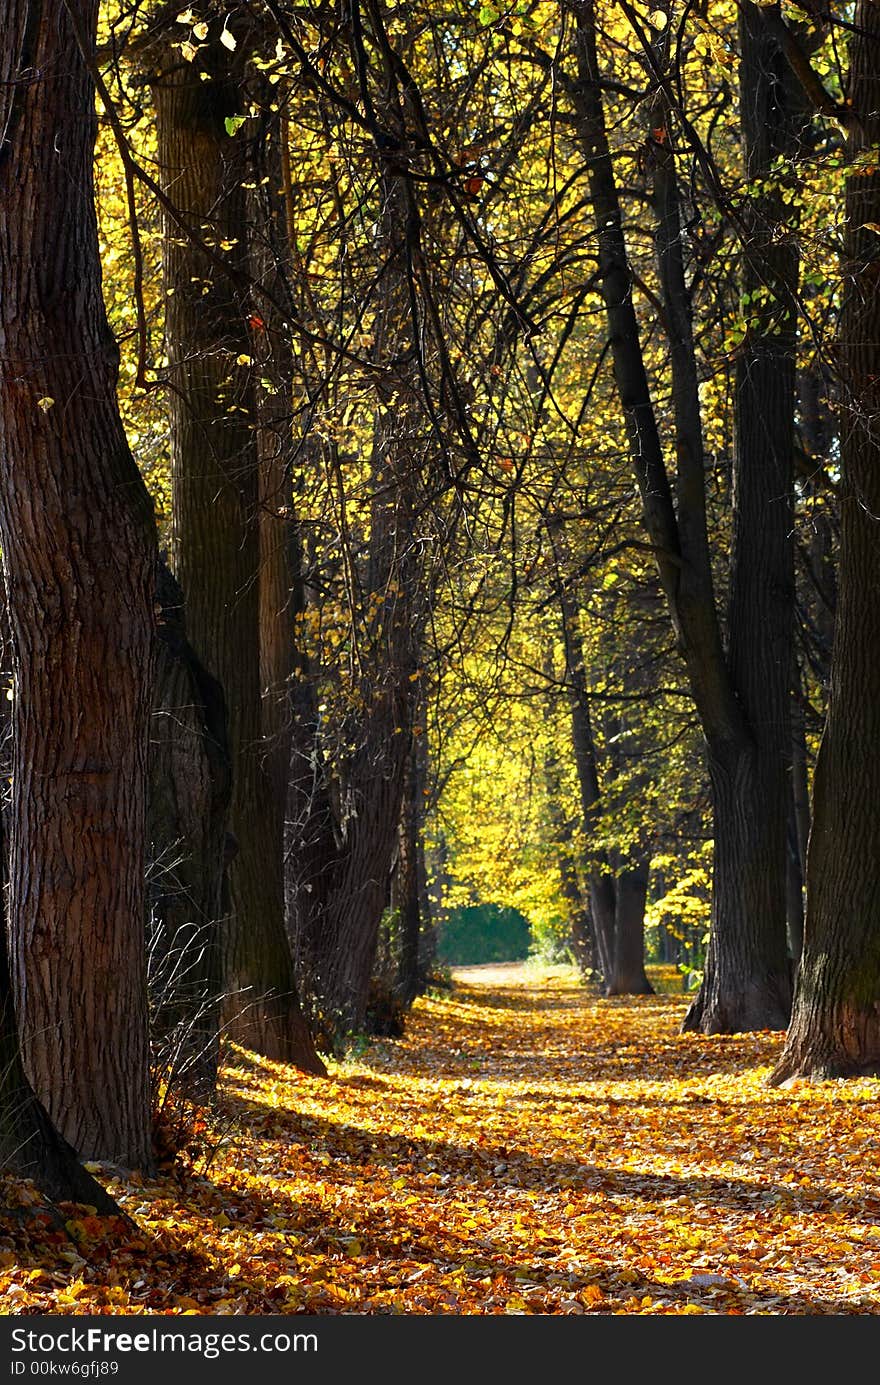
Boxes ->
[0,613,121,1208]
[607,861,652,997]
[772,1,880,1080]
[0,0,155,1164]
[146,16,324,1072]
[247,100,305,833]
[0,935,121,1212]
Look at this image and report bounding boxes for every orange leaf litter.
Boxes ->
[3,963,880,1315]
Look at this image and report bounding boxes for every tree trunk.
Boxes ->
[0,620,121,1209]
[605,860,654,997]
[287,91,424,1046]
[147,561,230,1097]
[557,592,615,980]
[685,743,793,1031]
[0,0,155,1165]
[248,102,302,825]
[785,808,805,966]
[295,698,413,1043]
[786,658,809,964]
[543,722,595,976]
[684,0,800,1033]
[1,951,121,1213]
[772,2,880,1080]
[572,0,795,1031]
[415,755,438,983]
[148,27,324,1073]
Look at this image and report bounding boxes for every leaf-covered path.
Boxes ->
[3,964,880,1315]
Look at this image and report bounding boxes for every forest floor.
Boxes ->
[3,962,880,1315]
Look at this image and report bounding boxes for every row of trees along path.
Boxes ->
[1,0,880,1218]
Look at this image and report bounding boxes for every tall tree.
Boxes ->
[682,0,800,1031]
[0,0,156,1164]
[285,8,436,1047]
[143,10,324,1073]
[772,0,880,1080]
[566,0,799,1030]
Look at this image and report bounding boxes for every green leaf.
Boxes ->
[224,114,246,137]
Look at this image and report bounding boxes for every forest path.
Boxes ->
[3,967,880,1314]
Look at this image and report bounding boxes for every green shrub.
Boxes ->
[437,904,531,965]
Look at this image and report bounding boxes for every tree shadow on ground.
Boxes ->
[214,1078,877,1222]
[169,1097,877,1316]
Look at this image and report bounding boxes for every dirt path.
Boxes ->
[3,968,880,1313]
[450,961,580,987]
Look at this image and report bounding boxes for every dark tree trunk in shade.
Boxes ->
[289,677,415,1045]
[544,739,595,974]
[572,1,796,1031]
[247,102,303,829]
[415,771,438,983]
[555,589,652,992]
[557,596,615,980]
[0,933,121,1213]
[684,0,799,1033]
[785,815,805,967]
[0,0,155,1164]
[686,745,792,1031]
[606,860,654,998]
[785,657,809,964]
[599,665,655,998]
[772,2,880,1080]
[146,561,230,1097]
[287,155,423,1047]
[148,28,323,1073]
[540,646,596,977]
[376,717,437,1017]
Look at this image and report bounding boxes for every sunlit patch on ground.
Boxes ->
[2,963,879,1314]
